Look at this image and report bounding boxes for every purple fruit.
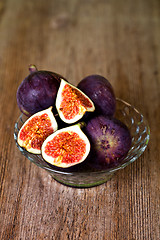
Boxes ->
[77,75,116,117]
[17,65,65,116]
[84,115,132,169]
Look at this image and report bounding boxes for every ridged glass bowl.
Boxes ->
[14,99,150,188]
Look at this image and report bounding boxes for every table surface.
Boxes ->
[0,0,159,239]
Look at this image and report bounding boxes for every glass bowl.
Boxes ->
[14,99,150,188]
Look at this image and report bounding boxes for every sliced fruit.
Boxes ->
[18,107,58,154]
[56,79,95,124]
[17,65,65,116]
[84,115,132,169]
[42,124,90,168]
[77,75,116,117]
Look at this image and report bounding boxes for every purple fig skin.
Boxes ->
[84,115,132,169]
[17,65,65,116]
[77,75,116,117]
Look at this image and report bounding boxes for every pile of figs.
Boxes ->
[16,65,132,171]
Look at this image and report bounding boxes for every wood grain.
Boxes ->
[0,0,159,239]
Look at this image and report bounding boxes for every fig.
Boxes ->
[77,75,116,117]
[56,79,95,124]
[17,65,64,116]
[18,107,58,154]
[42,124,90,168]
[84,115,132,169]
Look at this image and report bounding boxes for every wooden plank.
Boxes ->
[0,0,159,239]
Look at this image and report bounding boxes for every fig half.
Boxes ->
[56,79,95,124]
[42,124,90,168]
[18,107,58,154]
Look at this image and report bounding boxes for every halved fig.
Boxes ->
[56,79,95,124]
[42,124,90,168]
[18,107,58,154]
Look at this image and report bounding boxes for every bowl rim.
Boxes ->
[14,98,150,175]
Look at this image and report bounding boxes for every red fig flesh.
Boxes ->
[42,124,90,168]
[18,107,58,154]
[56,79,95,124]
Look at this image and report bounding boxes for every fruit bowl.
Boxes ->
[14,98,150,188]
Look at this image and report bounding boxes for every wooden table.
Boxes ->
[0,0,159,239]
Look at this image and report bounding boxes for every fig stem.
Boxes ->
[29,64,38,73]
[77,121,86,129]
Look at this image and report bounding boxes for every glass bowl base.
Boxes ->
[50,173,114,188]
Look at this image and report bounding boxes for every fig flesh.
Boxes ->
[17,65,64,116]
[84,115,132,169]
[18,107,58,154]
[56,79,95,124]
[42,124,90,168]
[77,75,116,117]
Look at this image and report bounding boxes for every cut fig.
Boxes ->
[56,79,95,124]
[42,124,90,168]
[84,115,132,169]
[18,107,58,154]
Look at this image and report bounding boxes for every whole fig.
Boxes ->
[17,65,65,116]
[77,75,116,117]
[84,115,132,169]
